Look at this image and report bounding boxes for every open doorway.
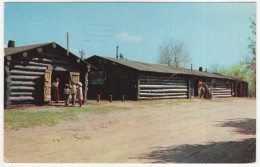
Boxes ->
[51,71,70,101]
[194,77,199,97]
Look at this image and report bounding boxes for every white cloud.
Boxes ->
[115,32,142,42]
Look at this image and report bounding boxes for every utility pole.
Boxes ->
[116,46,118,59]
[67,32,69,56]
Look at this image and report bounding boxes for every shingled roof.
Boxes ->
[89,55,238,81]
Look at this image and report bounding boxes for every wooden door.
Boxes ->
[70,72,80,98]
[44,69,52,102]
[70,72,80,84]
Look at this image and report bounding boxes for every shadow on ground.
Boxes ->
[136,138,255,163]
[218,118,256,135]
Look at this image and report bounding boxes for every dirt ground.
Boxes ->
[4,98,256,163]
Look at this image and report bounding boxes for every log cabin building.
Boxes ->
[86,55,248,100]
[4,41,92,108]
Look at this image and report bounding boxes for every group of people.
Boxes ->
[199,82,212,99]
[52,78,83,107]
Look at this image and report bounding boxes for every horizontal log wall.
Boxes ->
[138,74,188,100]
[212,79,232,98]
[5,47,84,106]
[88,69,137,100]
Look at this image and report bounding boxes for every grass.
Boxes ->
[4,105,130,129]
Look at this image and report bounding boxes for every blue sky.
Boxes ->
[4,2,256,71]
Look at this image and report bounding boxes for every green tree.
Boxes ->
[219,64,250,80]
[158,40,191,68]
[240,17,256,96]
[209,17,256,97]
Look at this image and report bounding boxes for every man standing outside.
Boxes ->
[71,82,77,105]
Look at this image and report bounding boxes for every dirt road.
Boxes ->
[4,98,256,163]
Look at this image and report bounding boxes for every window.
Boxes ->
[90,71,106,85]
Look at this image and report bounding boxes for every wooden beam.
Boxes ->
[31,57,71,65]
[212,89,231,92]
[140,89,187,93]
[51,66,79,72]
[212,95,232,98]
[139,78,186,83]
[10,70,45,76]
[11,81,35,86]
[140,81,187,86]
[9,96,34,101]
[39,53,68,59]
[19,61,78,71]
[139,95,187,100]
[140,92,187,96]
[11,92,33,96]
[10,75,40,80]
[21,61,49,67]
[11,86,35,91]
[11,65,47,71]
[139,85,187,89]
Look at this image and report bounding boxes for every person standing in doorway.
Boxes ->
[200,84,205,98]
[71,82,76,106]
[77,82,83,107]
[64,84,70,106]
[52,78,60,103]
[204,82,209,99]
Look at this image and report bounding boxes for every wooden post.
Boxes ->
[137,73,140,100]
[187,76,190,99]
[84,71,89,104]
[109,95,113,102]
[97,94,100,102]
[84,65,91,103]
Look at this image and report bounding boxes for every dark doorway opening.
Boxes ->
[51,71,70,101]
[194,77,199,97]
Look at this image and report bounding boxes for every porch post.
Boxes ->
[84,65,91,104]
